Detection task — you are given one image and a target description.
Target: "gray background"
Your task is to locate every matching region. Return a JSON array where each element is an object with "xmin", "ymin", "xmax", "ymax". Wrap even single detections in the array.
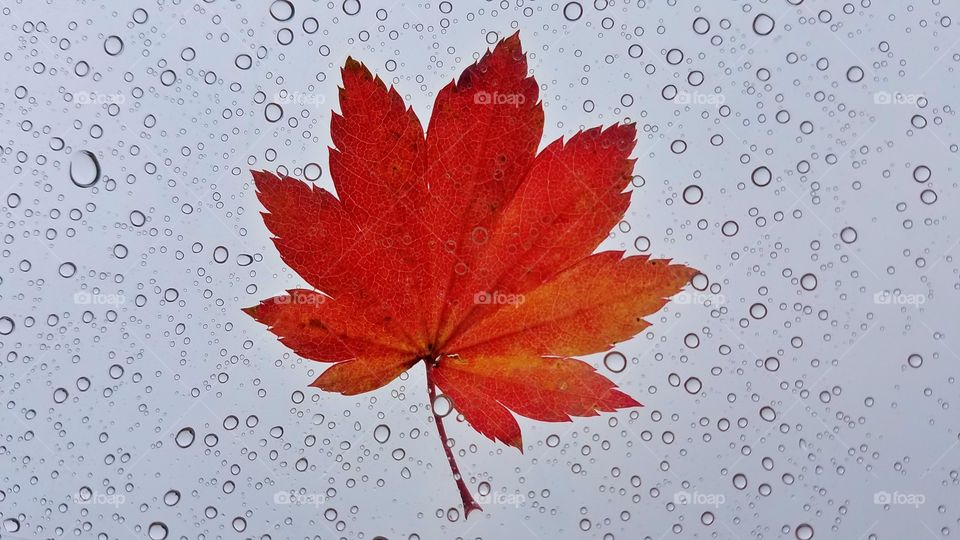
[{"xmin": 1, "ymin": 0, "xmax": 958, "ymax": 538}]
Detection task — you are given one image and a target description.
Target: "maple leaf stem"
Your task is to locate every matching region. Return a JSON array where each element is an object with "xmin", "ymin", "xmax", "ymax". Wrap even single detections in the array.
[{"xmin": 425, "ymin": 364, "xmax": 483, "ymax": 519}]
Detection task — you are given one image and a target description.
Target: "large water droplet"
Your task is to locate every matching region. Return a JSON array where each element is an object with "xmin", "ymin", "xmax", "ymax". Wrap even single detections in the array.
[
  {"xmin": 148, "ymin": 522, "xmax": 168, "ymax": 540},
  {"xmin": 175, "ymin": 427, "xmax": 196, "ymax": 448},
  {"xmin": 753, "ymin": 13, "xmax": 775, "ymax": 35},
  {"xmin": 269, "ymin": 0, "xmax": 295, "ymax": 21},
  {"xmin": 603, "ymin": 351, "xmax": 627, "ymax": 373},
  {"xmin": 374, "ymin": 424, "xmax": 391, "ymax": 444},
  {"xmin": 2, "ymin": 518, "xmax": 20, "ymax": 533},
  {"xmin": 69, "ymin": 151, "xmax": 101, "ymax": 188}
]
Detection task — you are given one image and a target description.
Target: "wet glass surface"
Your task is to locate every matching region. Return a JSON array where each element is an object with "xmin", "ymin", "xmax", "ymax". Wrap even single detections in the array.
[{"xmin": 0, "ymin": 2, "xmax": 957, "ymax": 538}]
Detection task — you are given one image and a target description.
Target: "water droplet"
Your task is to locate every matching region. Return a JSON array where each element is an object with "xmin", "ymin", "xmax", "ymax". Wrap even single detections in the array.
[
  {"xmin": 432, "ymin": 394, "xmax": 453, "ymax": 417},
  {"xmin": 840, "ymin": 227, "xmax": 858, "ymax": 243},
  {"xmin": 148, "ymin": 522, "xmax": 168, "ymax": 540},
  {"xmin": 304, "ymin": 162, "xmax": 323, "ymax": 181},
  {"xmin": 753, "ymin": 13, "xmax": 775, "ymax": 35},
  {"xmin": 69, "ymin": 151, "xmax": 101, "ymax": 188},
  {"xmin": 342, "ymin": 0, "xmax": 361, "ymax": 16},
  {"xmin": 760, "ymin": 406, "xmax": 777, "ymax": 422},
  {"xmin": 129, "ymin": 210, "xmax": 146, "ymax": 227},
  {"xmin": 722, "ymin": 220, "xmax": 739, "ymax": 237},
  {"xmin": 269, "ymin": 0, "xmax": 295, "ymax": 21},
  {"xmin": 563, "ymin": 2, "xmax": 583, "ymax": 21},
  {"xmin": 603, "ymin": 351, "xmax": 627, "ymax": 373},
  {"xmin": 0, "ymin": 316, "xmax": 15, "ymax": 335},
  {"xmin": 265, "ymin": 102, "xmax": 284, "ymax": 122},
  {"xmin": 749, "ymin": 303, "xmax": 767, "ymax": 319},
  {"xmin": 693, "ymin": 17, "xmax": 710, "ymax": 35},
  {"xmin": 683, "ymin": 185, "xmax": 703, "ymax": 204},
  {"xmin": 2, "ymin": 519, "xmax": 20, "ymax": 533},
  {"xmin": 913, "ymin": 165, "xmax": 931, "ymax": 183},
  {"xmin": 907, "ymin": 354, "xmax": 923, "ymax": 368},
  {"xmin": 223, "ymin": 415, "xmax": 239, "ymax": 430},
  {"xmin": 751, "ymin": 166, "xmax": 772, "ymax": 187},
  {"xmin": 103, "ymin": 35, "xmax": 124, "ymax": 55},
  {"xmin": 163, "ymin": 490, "xmax": 181, "ymax": 506},
  {"xmin": 846, "ymin": 65, "xmax": 864, "ymax": 83},
  {"xmin": 733, "ymin": 473, "xmax": 748, "ymax": 490},
  {"xmin": 634, "ymin": 236, "xmax": 651, "ymax": 252},
  {"xmin": 235, "ymin": 54, "xmax": 253, "ymax": 70},
  {"xmin": 59, "ymin": 262, "xmax": 77, "ymax": 278},
  {"xmin": 175, "ymin": 427, "xmax": 196, "ymax": 448},
  {"xmin": 374, "ymin": 424, "xmax": 391, "ymax": 444}
]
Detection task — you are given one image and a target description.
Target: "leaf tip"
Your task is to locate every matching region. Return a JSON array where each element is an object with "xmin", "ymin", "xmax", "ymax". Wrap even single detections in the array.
[
  {"xmin": 494, "ymin": 30, "xmax": 526, "ymax": 66},
  {"xmin": 343, "ymin": 55, "xmax": 361, "ymax": 71},
  {"xmin": 620, "ymin": 393, "xmax": 643, "ymax": 409},
  {"xmin": 249, "ymin": 169, "xmax": 279, "ymax": 195},
  {"xmin": 617, "ymin": 120, "xmax": 638, "ymax": 139},
  {"xmin": 341, "ymin": 56, "xmax": 375, "ymax": 85},
  {"xmin": 309, "ymin": 370, "xmax": 340, "ymax": 393},
  {"xmin": 610, "ymin": 387, "xmax": 644, "ymax": 410},
  {"xmin": 508, "ymin": 434, "xmax": 524, "ymax": 453},
  {"xmin": 500, "ymin": 30, "xmax": 522, "ymax": 49},
  {"xmin": 676, "ymin": 264, "xmax": 700, "ymax": 286}
]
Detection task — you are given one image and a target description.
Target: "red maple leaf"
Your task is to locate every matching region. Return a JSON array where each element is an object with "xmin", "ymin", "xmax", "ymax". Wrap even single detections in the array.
[{"xmin": 244, "ymin": 32, "xmax": 696, "ymax": 516}]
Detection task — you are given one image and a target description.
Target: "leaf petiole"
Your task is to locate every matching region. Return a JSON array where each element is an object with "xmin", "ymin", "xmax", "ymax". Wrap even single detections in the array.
[{"xmin": 425, "ymin": 363, "xmax": 483, "ymax": 519}]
